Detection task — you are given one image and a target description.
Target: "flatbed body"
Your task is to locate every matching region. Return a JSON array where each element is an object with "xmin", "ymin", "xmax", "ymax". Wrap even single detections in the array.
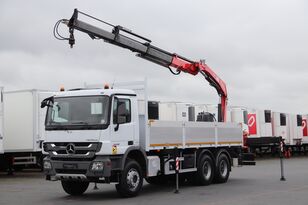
[{"xmin": 147, "ymin": 121, "xmax": 242, "ymax": 150}]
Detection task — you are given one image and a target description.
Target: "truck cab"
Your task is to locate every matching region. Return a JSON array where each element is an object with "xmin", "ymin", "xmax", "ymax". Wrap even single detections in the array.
[
  {"xmin": 44, "ymin": 88, "xmax": 139, "ymax": 154},
  {"xmin": 43, "ymin": 88, "xmax": 148, "ymax": 195}
]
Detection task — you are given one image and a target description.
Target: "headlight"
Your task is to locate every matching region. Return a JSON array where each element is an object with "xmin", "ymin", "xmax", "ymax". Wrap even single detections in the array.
[
  {"xmin": 44, "ymin": 161, "xmax": 52, "ymax": 170},
  {"xmin": 91, "ymin": 161, "xmax": 104, "ymax": 171}
]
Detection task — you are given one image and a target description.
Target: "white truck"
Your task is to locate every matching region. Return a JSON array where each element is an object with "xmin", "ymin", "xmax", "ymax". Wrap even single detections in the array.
[
  {"xmin": 3, "ymin": 89, "xmax": 53, "ymax": 171},
  {"xmin": 45, "ymin": 9, "xmax": 255, "ymax": 197},
  {"xmin": 42, "ymin": 82, "xmax": 254, "ymax": 197}
]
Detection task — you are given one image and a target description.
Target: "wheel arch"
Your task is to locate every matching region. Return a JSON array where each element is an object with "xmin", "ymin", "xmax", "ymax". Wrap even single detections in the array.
[
  {"xmin": 121, "ymin": 146, "xmax": 147, "ymax": 176},
  {"xmin": 197, "ymin": 149, "xmax": 215, "ymax": 165}
]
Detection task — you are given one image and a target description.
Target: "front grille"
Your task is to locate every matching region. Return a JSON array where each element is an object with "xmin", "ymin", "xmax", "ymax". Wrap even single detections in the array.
[
  {"xmin": 51, "ymin": 157, "xmax": 94, "ymax": 161},
  {"xmin": 56, "ymin": 169, "xmax": 87, "ymax": 175},
  {"xmin": 44, "ymin": 142, "xmax": 101, "ymax": 160},
  {"xmin": 53, "ymin": 142, "xmax": 94, "ymax": 147},
  {"xmin": 55, "ymin": 150, "xmax": 89, "ymax": 155}
]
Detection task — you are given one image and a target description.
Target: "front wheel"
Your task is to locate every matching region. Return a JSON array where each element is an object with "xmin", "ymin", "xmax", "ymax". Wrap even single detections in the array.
[
  {"xmin": 61, "ymin": 181, "xmax": 89, "ymax": 196},
  {"xmin": 115, "ymin": 160, "xmax": 143, "ymax": 197}
]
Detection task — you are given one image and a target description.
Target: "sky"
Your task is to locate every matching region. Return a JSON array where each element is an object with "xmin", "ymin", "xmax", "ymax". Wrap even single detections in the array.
[{"xmin": 0, "ymin": 0, "xmax": 307, "ymax": 113}]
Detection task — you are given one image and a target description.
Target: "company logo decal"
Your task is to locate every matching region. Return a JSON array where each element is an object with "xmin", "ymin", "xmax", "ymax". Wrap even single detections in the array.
[
  {"xmin": 302, "ymin": 119, "xmax": 308, "ymax": 137},
  {"xmin": 248, "ymin": 114, "xmax": 257, "ymax": 135}
]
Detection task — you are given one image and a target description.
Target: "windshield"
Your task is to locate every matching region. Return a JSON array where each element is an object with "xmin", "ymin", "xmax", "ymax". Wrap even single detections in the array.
[{"xmin": 45, "ymin": 96, "xmax": 109, "ymax": 129}]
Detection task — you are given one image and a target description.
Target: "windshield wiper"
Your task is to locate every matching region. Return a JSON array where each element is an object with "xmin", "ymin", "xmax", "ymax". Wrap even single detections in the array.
[
  {"xmin": 49, "ymin": 121, "xmax": 63, "ymax": 125},
  {"xmin": 71, "ymin": 121, "xmax": 89, "ymax": 125}
]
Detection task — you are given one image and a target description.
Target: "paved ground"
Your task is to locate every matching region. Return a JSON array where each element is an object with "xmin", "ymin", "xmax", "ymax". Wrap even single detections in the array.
[{"xmin": 0, "ymin": 157, "xmax": 308, "ymax": 205}]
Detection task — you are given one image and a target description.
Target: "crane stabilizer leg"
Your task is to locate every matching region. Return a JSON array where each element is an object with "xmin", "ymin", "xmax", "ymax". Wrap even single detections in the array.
[{"xmin": 56, "ymin": 9, "xmax": 228, "ymax": 122}]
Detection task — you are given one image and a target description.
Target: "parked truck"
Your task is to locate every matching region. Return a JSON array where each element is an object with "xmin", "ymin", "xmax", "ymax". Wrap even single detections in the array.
[
  {"xmin": 246, "ymin": 110, "xmax": 307, "ymax": 155},
  {"xmin": 43, "ymin": 9, "xmax": 255, "ymax": 197},
  {"xmin": 2, "ymin": 90, "xmax": 53, "ymax": 170}
]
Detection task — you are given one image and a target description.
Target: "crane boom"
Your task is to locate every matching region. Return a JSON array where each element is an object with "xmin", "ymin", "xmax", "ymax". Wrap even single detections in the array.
[{"xmin": 57, "ymin": 9, "xmax": 228, "ymax": 122}]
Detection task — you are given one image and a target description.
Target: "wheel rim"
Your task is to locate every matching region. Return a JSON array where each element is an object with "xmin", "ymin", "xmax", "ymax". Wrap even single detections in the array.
[
  {"xmin": 219, "ymin": 160, "xmax": 228, "ymax": 178},
  {"xmin": 202, "ymin": 161, "xmax": 212, "ymax": 180},
  {"xmin": 126, "ymin": 168, "xmax": 140, "ymax": 191}
]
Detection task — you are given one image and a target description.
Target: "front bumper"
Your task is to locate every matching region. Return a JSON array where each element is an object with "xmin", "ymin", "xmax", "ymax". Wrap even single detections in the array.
[{"xmin": 44, "ymin": 156, "xmax": 112, "ymax": 181}]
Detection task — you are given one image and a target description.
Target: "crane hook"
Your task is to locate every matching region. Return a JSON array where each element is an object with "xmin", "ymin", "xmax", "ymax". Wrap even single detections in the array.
[{"xmin": 69, "ymin": 28, "xmax": 75, "ymax": 48}]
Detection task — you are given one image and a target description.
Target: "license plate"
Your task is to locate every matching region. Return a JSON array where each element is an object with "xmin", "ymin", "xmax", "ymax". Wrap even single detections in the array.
[{"xmin": 63, "ymin": 163, "xmax": 78, "ymax": 169}]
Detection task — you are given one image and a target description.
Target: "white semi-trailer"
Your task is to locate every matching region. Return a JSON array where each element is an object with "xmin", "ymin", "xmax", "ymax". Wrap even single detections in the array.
[
  {"xmin": 158, "ymin": 102, "xmax": 193, "ymax": 122},
  {"xmin": 247, "ymin": 109, "xmax": 272, "ymax": 138},
  {"xmin": 246, "ymin": 111, "xmax": 305, "ymax": 155},
  {"xmin": 229, "ymin": 107, "xmax": 248, "ymax": 132},
  {"xmin": 3, "ymin": 90, "xmax": 53, "ymax": 170},
  {"xmin": 287, "ymin": 114, "xmax": 303, "ymax": 145},
  {"xmin": 246, "ymin": 109, "xmax": 276, "ymax": 153},
  {"xmin": 0, "ymin": 87, "xmax": 4, "ymax": 155}
]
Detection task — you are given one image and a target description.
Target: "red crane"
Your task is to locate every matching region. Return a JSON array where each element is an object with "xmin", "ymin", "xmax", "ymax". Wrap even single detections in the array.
[{"xmin": 55, "ymin": 9, "xmax": 228, "ymax": 122}]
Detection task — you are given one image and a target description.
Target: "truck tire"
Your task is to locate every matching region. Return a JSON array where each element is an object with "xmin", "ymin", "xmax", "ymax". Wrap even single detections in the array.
[
  {"xmin": 115, "ymin": 159, "xmax": 143, "ymax": 197},
  {"xmin": 61, "ymin": 181, "xmax": 89, "ymax": 196},
  {"xmin": 214, "ymin": 153, "xmax": 230, "ymax": 183},
  {"xmin": 196, "ymin": 154, "xmax": 214, "ymax": 185}
]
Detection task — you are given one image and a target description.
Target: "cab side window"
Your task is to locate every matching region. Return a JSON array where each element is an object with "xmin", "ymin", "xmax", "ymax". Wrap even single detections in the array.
[{"xmin": 113, "ymin": 98, "xmax": 131, "ymax": 124}]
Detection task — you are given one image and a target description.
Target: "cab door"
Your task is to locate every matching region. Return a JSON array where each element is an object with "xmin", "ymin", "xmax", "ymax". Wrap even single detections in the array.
[{"xmin": 110, "ymin": 96, "xmax": 135, "ymax": 154}]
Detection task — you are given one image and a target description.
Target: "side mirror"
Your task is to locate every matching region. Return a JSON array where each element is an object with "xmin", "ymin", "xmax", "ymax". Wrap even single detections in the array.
[
  {"xmin": 41, "ymin": 96, "xmax": 54, "ymax": 108},
  {"xmin": 41, "ymin": 100, "xmax": 47, "ymax": 108}
]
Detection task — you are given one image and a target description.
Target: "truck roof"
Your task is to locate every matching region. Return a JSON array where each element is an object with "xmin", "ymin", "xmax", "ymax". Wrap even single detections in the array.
[{"xmin": 54, "ymin": 88, "xmax": 136, "ymax": 98}]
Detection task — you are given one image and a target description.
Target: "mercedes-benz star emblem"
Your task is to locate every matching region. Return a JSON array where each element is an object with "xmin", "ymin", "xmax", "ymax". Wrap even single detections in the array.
[{"xmin": 66, "ymin": 143, "xmax": 76, "ymax": 154}]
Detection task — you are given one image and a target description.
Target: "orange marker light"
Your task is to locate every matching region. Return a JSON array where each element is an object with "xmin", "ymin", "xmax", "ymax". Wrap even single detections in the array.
[{"xmin": 104, "ymin": 83, "xmax": 110, "ymax": 89}]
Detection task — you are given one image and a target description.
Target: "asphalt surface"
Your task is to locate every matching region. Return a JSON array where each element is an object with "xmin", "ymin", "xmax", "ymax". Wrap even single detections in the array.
[{"xmin": 1, "ymin": 157, "xmax": 308, "ymax": 205}]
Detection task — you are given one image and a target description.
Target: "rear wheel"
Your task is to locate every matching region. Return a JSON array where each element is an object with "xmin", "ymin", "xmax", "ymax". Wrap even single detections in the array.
[
  {"xmin": 115, "ymin": 159, "xmax": 143, "ymax": 197},
  {"xmin": 214, "ymin": 153, "xmax": 230, "ymax": 183},
  {"xmin": 61, "ymin": 181, "xmax": 89, "ymax": 196},
  {"xmin": 196, "ymin": 154, "xmax": 214, "ymax": 185}
]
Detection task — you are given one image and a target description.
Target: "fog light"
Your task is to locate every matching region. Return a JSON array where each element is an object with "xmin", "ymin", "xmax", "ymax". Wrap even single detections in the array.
[
  {"xmin": 44, "ymin": 161, "xmax": 52, "ymax": 170},
  {"xmin": 91, "ymin": 161, "xmax": 104, "ymax": 171}
]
